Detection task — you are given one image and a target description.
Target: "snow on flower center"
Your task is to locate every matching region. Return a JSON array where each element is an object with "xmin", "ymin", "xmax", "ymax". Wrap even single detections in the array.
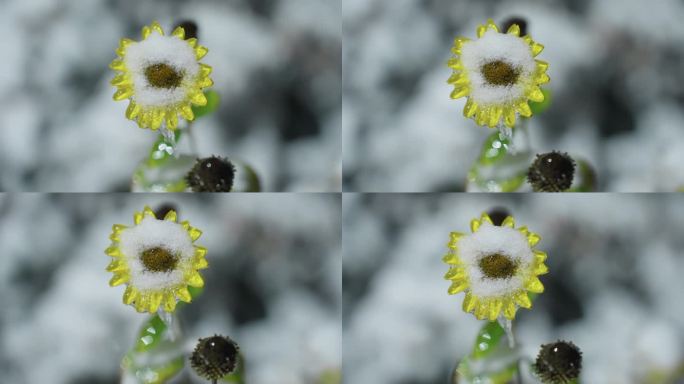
[
  {"xmin": 144, "ymin": 62, "xmax": 184, "ymax": 89},
  {"xmin": 481, "ymin": 60, "xmax": 519, "ymax": 86},
  {"xmin": 140, "ymin": 246, "xmax": 179, "ymax": 272},
  {"xmin": 478, "ymin": 253, "xmax": 518, "ymax": 279}
]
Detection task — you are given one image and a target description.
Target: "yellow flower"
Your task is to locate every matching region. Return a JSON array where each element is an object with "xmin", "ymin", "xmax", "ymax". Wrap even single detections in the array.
[
  {"xmin": 447, "ymin": 19, "xmax": 549, "ymax": 128},
  {"xmin": 443, "ymin": 213, "xmax": 548, "ymax": 320},
  {"xmin": 110, "ymin": 21, "xmax": 213, "ymax": 130},
  {"xmin": 106, "ymin": 206, "xmax": 208, "ymax": 313}
]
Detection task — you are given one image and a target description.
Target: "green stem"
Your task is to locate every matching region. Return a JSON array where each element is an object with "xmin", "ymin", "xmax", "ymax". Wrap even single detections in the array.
[{"xmin": 504, "ymin": 319, "xmax": 524, "ymax": 384}]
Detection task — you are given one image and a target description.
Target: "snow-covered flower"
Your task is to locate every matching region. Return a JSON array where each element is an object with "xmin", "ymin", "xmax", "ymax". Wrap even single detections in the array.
[
  {"xmin": 106, "ymin": 206, "xmax": 208, "ymax": 313},
  {"xmin": 110, "ymin": 21, "xmax": 213, "ymax": 130},
  {"xmin": 448, "ymin": 19, "xmax": 549, "ymax": 128},
  {"xmin": 443, "ymin": 212, "xmax": 548, "ymax": 320}
]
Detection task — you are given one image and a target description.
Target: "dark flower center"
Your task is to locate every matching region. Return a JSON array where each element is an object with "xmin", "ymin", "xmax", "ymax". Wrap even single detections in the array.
[
  {"xmin": 479, "ymin": 253, "xmax": 518, "ymax": 279},
  {"xmin": 534, "ymin": 340, "xmax": 582, "ymax": 384},
  {"xmin": 481, "ymin": 60, "xmax": 519, "ymax": 86},
  {"xmin": 140, "ymin": 247, "xmax": 178, "ymax": 272},
  {"xmin": 527, "ymin": 151, "xmax": 576, "ymax": 192},
  {"xmin": 190, "ymin": 335, "xmax": 240, "ymax": 380},
  {"xmin": 144, "ymin": 63, "xmax": 183, "ymax": 89}
]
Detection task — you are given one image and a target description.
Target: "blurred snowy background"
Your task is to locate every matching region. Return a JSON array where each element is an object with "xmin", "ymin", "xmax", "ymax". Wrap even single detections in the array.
[
  {"xmin": 343, "ymin": 194, "xmax": 684, "ymax": 383},
  {"xmin": 342, "ymin": 0, "xmax": 684, "ymax": 192},
  {"xmin": 0, "ymin": 0, "xmax": 341, "ymax": 191},
  {"xmin": 0, "ymin": 194, "xmax": 341, "ymax": 384}
]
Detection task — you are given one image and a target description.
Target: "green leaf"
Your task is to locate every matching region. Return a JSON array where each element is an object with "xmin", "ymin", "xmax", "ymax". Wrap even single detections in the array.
[
  {"xmin": 147, "ymin": 130, "xmax": 182, "ymax": 168},
  {"xmin": 477, "ymin": 132, "xmax": 511, "ymax": 166},
  {"xmin": 134, "ymin": 314, "xmax": 168, "ymax": 352},
  {"xmin": 192, "ymin": 90, "xmax": 220, "ymax": 118},
  {"xmin": 471, "ymin": 321, "xmax": 506, "ymax": 359},
  {"xmin": 529, "ymin": 88, "xmax": 552, "ymax": 115}
]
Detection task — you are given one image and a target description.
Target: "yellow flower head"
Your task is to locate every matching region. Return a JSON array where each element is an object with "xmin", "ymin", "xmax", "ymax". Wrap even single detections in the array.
[
  {"xmin": 106, "ymin": 206, "xmax": 208, "ymax": 313},
  {"xmin": 443, "ymin": 213, "xmax": 548, "ymax": 321},
  {"xmin": 110, "ymin": 21, "xmax": 213, "ymax": 130},
  {"xmin": 448, "ymin": 19, "xmax": 549, "ymax": 128}
]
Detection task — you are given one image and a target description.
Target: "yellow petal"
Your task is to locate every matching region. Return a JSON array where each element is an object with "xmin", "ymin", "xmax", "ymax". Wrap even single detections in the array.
[
  {"xmin": 195, "ymin": 45, "xmax": 209, "ymax": 60},
  {"xmin": 470, "ymin": 218, "xmax": 481, "ymax": 233},
  {"xmin": 475, "ymin": 108, "xmax": 489, "ymax": 126},
  {"xmin": 141, "ymin": 25, "xmax": 151, "ymax": 40},
  {"xmin": 197, "ymin": 76, "xmax": 213, "ymax": 88},
  {"xmin": 172, "ymin": 26, "xmax": 185, "ymax": 39},
  {"xmin": 116, "ymin": 38, "xmax": 134, "ymax": 56},
  {"xmin": 148, "ymin": 292, "xmax": 163, "ymax": 313},
  {"xmin": 536, "ymin": 60, "xmax": 549, "ymax": 73},
  {"xmin": 150, "ymin": 21, "xmax": 164, "ymax": 36},
  {"xmin": 448, "ymin": 280, "xmax": 468, "ymax": 295},
  {"xmin": 536, "ymin": 73, "xmax": 550, "ymax": 84},
  {"xmin": 488, "ymin": 106, "xmax": 503, "ymax": 128},
  {"xmin": 506, "ymin": 24, "xmax": 520, "ymax": 36},
  {"xmin": 530, "ymin": 42, "xmax": 544, "ymax": 56},
  {"xmin": 501, "ymin": 216, "xmax": 515, "ymax": 228},
  {"xmin": 476, "ymin": 24, "xmax": 487, "ymax": 38},
  {"xmin": 447, "ymin": 232, "xmax": 463, "ymax": 249},
  {"xmin": 488, "ymin": 299, "xmax": 503, "ymax": 321},
  {"xmin": 180, "ymin": 104, "xmax": 195, "ymax": 120},
  {"xmin": 534, "ymin": 262, "xmax": 549, "ymax": 275},
  {"xmin": 188, "ymin": 227, "xmax": 202, "ymax": 241},
  {"xmin": 447, "ymin": 72, "xmax": 468, "ymax": 85},
  {"xmin": 126, "ymin": 101, "xmax": 141, "ymax": 120},
  {"xmin": 462, "ymin": 292, "xmax": 478, "ymax": 312},
  {"xmin": 463, "ymin": 98, "xmax": 478, "ymax": 118},
  {"xmin": 109, "ymin": 273, "xmax": 129, "ymax": 287},
  {"xmin": 504, "ymin": 107, "xmax": 516, "ymax": 128},
  {"xmin": 528, "ymin": 87, "xmax": 545, "ymax": 102},
  {"xmin": 518, "ymin": 226, "xmax": 529, "ymax": 237},
  {"xmin": 527, "ymin": 231, "xmax": 541, "ymax": 246},
  {"xmin": 110, "ymin": 74, "xmax": 128, "ymax": 86},
  {"xmin": 486, "ymin": 19, "xmax": 499, "ymax": 33},
  {"xmin": 200, "ymin": 63, "xmax": 213, "ymax": 77},
  {"xmin": 451, "ymin": 86, "xmax": 469, "ymax": 100},
  {"xmin": 479, "ymin": 213, "xmax": 493, "ymax": 226},
  {"xmin": 163, "ymin": 293, "xmax": 177, "ymax": 312},
  {"xmin": 190, "ymin": 91, "xmax": 208, "ymax": 106},
  {"xmin": 135, "ymin": 294, "xmax": 149, "ymax": 313},
  {"xmin": 447, "ymin": 58, "xmax": 463, "ymax": 69},
  {"xmin": 109, "ymin": 59, "xmax": 125, "ymax": 71},
  {"xmin": 193, "ymin": 256, "xmax": 209, "ymax": 270},
  {"xmin": 444, "ymin": 267, "xmax": 465, "ymax": 280},
  {"xmin": 517, "ymin": 101, "xmax": 532, "ymax": 117},
  {"xmin": 123, "ymin": 285, "xmax": 138, "ymax": 305},
  {"xmin": 187, "ymin": 271, "xmax": 205, "ymax": 288},
  {"xmin": 195, "ymin": 246, "xmax": 208, "ymax": 258},
  {"xmin": 442, "ymin": 253, "xmax": 459, "ymax": 265},
  {"xmin": 165, "ymin": 110, "xmax": 178, "ymax": 130},
  {"xmin": 133, "ymin": 211, "xmax": 144, "ymax": 225},
  {"xmin": 113, "ymin": 87, "xmax": 133, "ymax": 101},
  {"xmin": 475, "ymin": 303, "xmax": 488, "ymax": 320},
  {"xmin": 514, "ymin": 291, "xmax": 532, "ymax": 308},
  {"xmin": 150, "ymin": 110, "xmax": 164, "ymax": 130},
  {"xmin": 534, "ymin": 250, "xmax": 548, "ymax": 263},
  {"xmin": 504, "ymin": 300, "xmax": 517, "ymax": 320},
  {"xmin": 525, "ymin": 277, "xmax": 545, "ymax": 293},
  {"xmin": 163, "ymin": 210, "xmax": 177, "ymax": 222},
  {"xmin": 174, "ymin": 286, "xmax": 192, "ymax": 302},
  {"xmin": 186, "ymin": 37, "xmax": 198, "ymax": 48},
  {"xmin": 105, "ymin": 245, "xmax": 122, "ymax": 257},
  {"xmin": 143, "ymin": 206, "xmax": 156, "ymax": 220},
  {"xmin": 106, "ymin": 259, "xmax": 126, "ymax": 272}
]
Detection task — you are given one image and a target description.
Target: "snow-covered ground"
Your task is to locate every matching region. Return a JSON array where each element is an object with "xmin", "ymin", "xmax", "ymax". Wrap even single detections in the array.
[
  {"xmin": 0, "ymin": 0, "xmax": 341, "ymax": 192},
  {"xmin": 343, "ymin": 194, "xmax": 684, "ymax": 383},
  {"xmin": 343, "ymin": 0, "xmax": 684, "ymax": 191},
  {"xmin": 0, "ymin": 194, "xmax": 341, "ymax": 384}
]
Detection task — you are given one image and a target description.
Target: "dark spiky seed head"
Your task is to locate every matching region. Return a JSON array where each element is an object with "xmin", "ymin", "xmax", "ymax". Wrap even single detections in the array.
[
  {"xmin": 190, "ymin": 335, "xmax": 239, "ymax": 381},
  {"xmin": 527, "ymin": 151, "xmax": 576, "ymax": 192},
  {"xmin": 174, "ymin": 20, "xmax": 198, "ymax": 40},
  {"xmin": 534, "ymin": 340, "xmax": 582, "ymax": 384},
  {"xmin": 186, "ymin": 156, "xmax": 236, "ymax": 192},
  {"xmin": 487, "ymin": 207, "xmax": 511, "ymax": 226},
  {"xmin": 501, "ymin": 16, "xmax": 528, "ymax": 36}
]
